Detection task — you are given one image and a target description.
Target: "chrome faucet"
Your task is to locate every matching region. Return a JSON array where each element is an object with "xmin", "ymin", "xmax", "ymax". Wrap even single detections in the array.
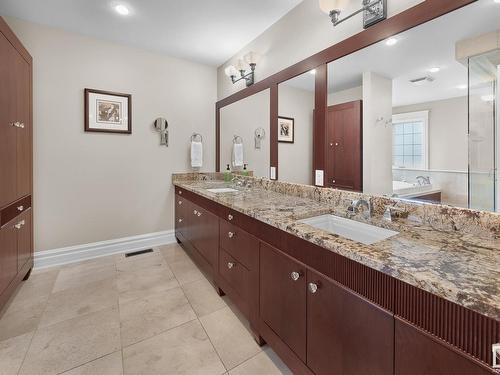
[
  {"xmin": 231, "ymin": 176, "xmax": 251, "ymax": 188},
  {"xmin": 347, "ymin": 199, "xmax": 371, "ymax": 219},
  {"xmin": 416, "ymin": 176, "xmax": 431, "ymax": 186}
]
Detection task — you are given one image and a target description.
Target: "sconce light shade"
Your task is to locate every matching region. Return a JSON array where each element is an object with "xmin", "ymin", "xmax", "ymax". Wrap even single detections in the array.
[
  {"xmin": 224, "ymin": 65, "xmax": 238, "ymax": 77},
  {"xmin": 235, "ymin": 59, "xmax": 247, "ymax": 72},
  {"xmin": 319, "ymin": 0, "xmax": 350, "ymax": 13},
  {"xmin": 244, "ymin": 51, "xmax": 261, "ymax": 65}
]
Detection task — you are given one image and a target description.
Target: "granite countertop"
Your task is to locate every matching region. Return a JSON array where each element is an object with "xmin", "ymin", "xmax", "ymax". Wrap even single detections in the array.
[{"xmin": 173, "ymin": 176, "xmax": 500, "ymax": 321}]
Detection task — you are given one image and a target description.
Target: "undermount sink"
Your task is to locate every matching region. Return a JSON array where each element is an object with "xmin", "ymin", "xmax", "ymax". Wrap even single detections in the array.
[
  {"xmin": 206, "ymin": 187, "xmax": 239, "ymax": 193},
  {"xmin": 299, "ymin": 214, "xmax": 398, "ymax": 245}
]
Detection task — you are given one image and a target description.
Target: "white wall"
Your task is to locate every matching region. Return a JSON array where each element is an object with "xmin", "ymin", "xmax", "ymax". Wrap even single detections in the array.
[
  {"xmin": 393, "ymin": 96, "xmax": 468, "ymax": 171},
  {"xmin": 220, "ymin": 90, "xmax": 270, "ymax": 178},
  {"xmin": 328, "ymin": 86, "xmax": 363, "ymax": 106},
  {"xmin": 278, "ymin": 85, "xmax": 314, "ymax": 185},
  {"xmin": 363, "ymin": 72, "xmax": 393, "ymax": 195},
  {"xmin": 217, "ymin": 0, "xmax": 423, "ymax": 99},
  {"xmin": 6, "ymin": 17, "xmax": 217, "ymax": 252}
]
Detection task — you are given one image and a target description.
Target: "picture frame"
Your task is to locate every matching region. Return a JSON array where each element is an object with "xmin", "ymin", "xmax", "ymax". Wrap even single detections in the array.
[
  {"xmin": 84, "ymin": 88, "xmax": 132, "ymax": 134},
  {"xmin": 278, "ymin": 116, "xmax": 294, "ymax": 143}
]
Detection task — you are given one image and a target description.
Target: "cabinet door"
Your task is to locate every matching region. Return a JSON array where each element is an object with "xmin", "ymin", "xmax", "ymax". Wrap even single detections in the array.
[
  {"xmin": 16, "ymin": 209, "xmax": 32, "ymax": 271},
  {"xmin": 14, "ymin": 51, "xmax": 31, "ymax": 199},
  {"xmin": 307, "ymin": 269, "xmax": 394, "ymax": 375},
  {"xmin": 0, "ymin": 221, "xmax": 18, "ymax": 294},
  {"xmin": 192, "ymin": 206, "xmax": 218, "ymax": 266},
  {"xmin": 260, "ymin": 243, "xmax": 307, "ymax": 361},
  {"xmin": 175, "ymin": 195, "xmax": 191, "ymax": 241},
  {"xmin": 0, "ymin": 33, "xmax": 18, "ymax": 208}
]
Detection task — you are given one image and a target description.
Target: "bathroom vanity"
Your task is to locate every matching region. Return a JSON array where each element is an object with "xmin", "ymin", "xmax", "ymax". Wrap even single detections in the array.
[{"xmin": 173, "ymin": 173, "xmax": 499, "ymax": 375}]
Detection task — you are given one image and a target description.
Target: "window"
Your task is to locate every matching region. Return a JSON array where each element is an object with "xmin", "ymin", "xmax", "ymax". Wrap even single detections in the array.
[{"xmin": 392, "ymin": 111, "xmax": 428, "ymax": 169}]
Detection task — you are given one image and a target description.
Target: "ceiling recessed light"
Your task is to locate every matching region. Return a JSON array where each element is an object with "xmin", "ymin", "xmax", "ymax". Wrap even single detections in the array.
[
  {"xmin": 310, "ymin": 69, "xmax": 317, "ymax": 75},
  {"xmin": 494, "ymin": 0, "xmax": 500, "ymax": 4},
  {"xmin": 115, "ymin": 4, "xmax": 130, "ymax": 15},
  {"xmin": 481, "ymin": 94, "xmax": 495, "ymax": 102},
  {"xmin": 457, "ymin": 84, "xmax": 467, "ymax": 90},
  {"xmin": 429, "ymin": 67, "xmax": 440, "ymax": 73},
  {"xmin": 385, "ymin": 38, "xmax": 398, "ymax": 46}
]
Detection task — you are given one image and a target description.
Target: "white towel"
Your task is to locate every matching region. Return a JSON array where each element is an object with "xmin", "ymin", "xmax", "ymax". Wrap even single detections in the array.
[
  {"xmin": 191, "ymin": 141, "xmax": 203, "ymax": 168},
  {"xmin": 233, "ymin": 143, "xmax": 244, "ymax": 167}
]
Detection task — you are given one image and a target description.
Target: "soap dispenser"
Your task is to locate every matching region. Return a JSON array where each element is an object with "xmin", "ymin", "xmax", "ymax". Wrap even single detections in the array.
[{"xmin": 224, "ymin": 164, "xmax": 231, "ymax": 182}]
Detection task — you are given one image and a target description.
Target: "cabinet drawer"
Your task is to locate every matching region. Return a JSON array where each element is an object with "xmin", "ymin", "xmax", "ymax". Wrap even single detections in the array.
[
  {"xmin": 1, "ymin": 195, "xmax": 31, "ymax": 227},
  {"xmin": 220, "ymin": 220, "xmax": 258, "ymax": 270},
  {"xmin": 219, "ymin": 248, "xmax": 249, "ymax": 299},
  {"xmin": 16, "ymin": 209, "xmax": 32, "ymax": 272},
  {"xmin": 0, "ymin": 217, "xmax": 19, "ymax": 294}
]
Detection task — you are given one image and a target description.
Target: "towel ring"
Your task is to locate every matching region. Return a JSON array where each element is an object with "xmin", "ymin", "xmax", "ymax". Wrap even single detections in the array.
[
  {"xmin": 233, "ymin": 135, "xmax": 243, "ymax": 144},
  {"xmin": 191, "ymin": 133, "xmax": 203, "ymax": 142}
]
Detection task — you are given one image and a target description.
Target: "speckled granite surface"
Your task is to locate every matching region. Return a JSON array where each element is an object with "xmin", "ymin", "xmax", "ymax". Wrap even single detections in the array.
[{"xmin": 172, "ymin": 173, "xmax": 500, "ymax": 321}]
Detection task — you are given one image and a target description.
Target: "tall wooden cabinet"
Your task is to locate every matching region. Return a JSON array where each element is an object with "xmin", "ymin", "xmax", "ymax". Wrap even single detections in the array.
[{"xmin": 0, "ymin": 17, "xmax": 34, "ymax": 313}]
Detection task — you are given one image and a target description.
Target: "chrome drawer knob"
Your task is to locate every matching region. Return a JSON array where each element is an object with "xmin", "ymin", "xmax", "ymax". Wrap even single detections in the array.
[
  {"xmin": 228, "ymin": 214, "xmax": 233, "ymax": 221},
  {"xmin": 178, "ymin": 218, "xmax": 183, "ymax": 223},
  {"xmin": 179, "ymin": 191, "xmax": 182, "ymax": 195},
  {"xmin": 14, "ymin": 220, "xmax": 25, "ymax": 230},
  {"xmin": 10, "ymin": 121, "xmax": 25, "ymax": 128},
  {"xmin": 193, "ymin": 210, "xmax": 198, "ymax": 215},
  {"xmin": 197, "ymin": 212, "xmax": 201, "ymax": 217},
  {"xmin": 17, "ymin": 205, "xmax": 24, "ymax": 211},
  {"xmin": 227, "ymin": 262, "xmax": 235, "ymax": 269},
  {"xmin": 178, "ymin": 200, "xmax": 182, "ymax": 205},
  {"xmin": 290, "ymin": 271, "xmax": 301, "ymax": 281},
  {"xmin": 308, "ymin": 283, "xmax": 319, "ymax": 294},
  {"xmin": 228, "ymin": 231, "xmax": 234, "ymax": 238}
]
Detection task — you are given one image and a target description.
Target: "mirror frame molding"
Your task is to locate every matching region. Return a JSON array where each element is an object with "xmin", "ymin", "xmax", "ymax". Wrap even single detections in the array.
[{"xmin": 215, "ymin": 0, "xmax": 476, "ymax": 184}]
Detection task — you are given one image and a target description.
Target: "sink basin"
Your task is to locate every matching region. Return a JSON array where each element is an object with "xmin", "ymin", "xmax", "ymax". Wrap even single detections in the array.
[
  {"xmin": 299, "ymin": 214, "xmax": 398, "ymax": 245},
  {"xmin": 206, "ymin": 187, "xmax": 239, "ymax": 193}
]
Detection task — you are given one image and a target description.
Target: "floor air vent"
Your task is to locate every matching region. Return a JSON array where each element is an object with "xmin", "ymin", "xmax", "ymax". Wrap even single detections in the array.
[{"xmin": 125, "ymin": 249, "xmax": 154, "ymax": 257}]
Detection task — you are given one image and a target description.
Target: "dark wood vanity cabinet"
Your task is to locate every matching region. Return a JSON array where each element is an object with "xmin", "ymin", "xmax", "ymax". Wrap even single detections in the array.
[{"xmin": 0, "ymin": 17, "xmax": 33, "ymax": 313}]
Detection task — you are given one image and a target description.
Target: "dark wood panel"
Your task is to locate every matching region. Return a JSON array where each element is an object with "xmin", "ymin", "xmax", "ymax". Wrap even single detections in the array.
[
  {"xmin": 220, "ymin": 219, "xmax": 259, "ymax": 270},
  {"xmin": 326, "ymin": 101, "xmax": 362, "ymax": 191},
  {"xmin": 307, "ymin": 269, "xmax": 394, "ymax": 375},
  {"xmin": 395, "ymin": 318, "xmax": 497, "ymax": 375},
  {"xmin": 260, "ymin": 242, "xmax": 307, "ymax": 362},
  {"xmin": 0, "ymin": 218, "xmax": 18, "ymax": 294},
  {"xmin": 313, "ymin": 64, "xmax": 327, "ymax": 184},
  {"xmin": 191, "ymin": 204, "xmax": 219, "ymax": 268},
  {"xmin": 0, "ymin": 257, "xmax": 32, "ymax": 318},
  {"xmin": 411, "ymin": 191, "xmax": 442, "ymax": 204},
  {"xmin": 219, "ymin": 248, "xmax": 249, "ymax": 302},
  {"xmin": 16, "ymin": 209, "xmax": 31, "ymax": 272},
  {"xmin": 0, "ymin": 195, "xmax": 31, "ymax": 226},
  {"xmin": 270, "ymin": 83, "xmax": 278, "ymax": 179}
]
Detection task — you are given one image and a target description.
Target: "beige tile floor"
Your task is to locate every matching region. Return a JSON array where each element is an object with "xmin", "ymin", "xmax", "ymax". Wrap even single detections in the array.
[{"xmin": 0, "ymin": 244, "xmax": 293, "ymax": 375}]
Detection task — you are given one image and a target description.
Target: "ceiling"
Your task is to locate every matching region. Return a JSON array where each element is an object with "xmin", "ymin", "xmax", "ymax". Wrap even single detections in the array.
[
  {"xmin": 0, "ymin": 0, "xmax": 303, "ymax": 66},
  {"xmin": 283, "ymin": 0, "xmax": 500, "ymax": 106}
]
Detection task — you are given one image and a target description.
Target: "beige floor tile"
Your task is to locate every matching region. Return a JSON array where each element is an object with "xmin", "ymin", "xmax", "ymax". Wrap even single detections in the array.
[
  {"xmin": 159, "ymin": 243, "xmax": 190, "ymax": 264},
  {"xmin": 115, "ymin": 251, "xmax": 165, "ymax": 272},
  {"xmin": 123, "ymin": 320, "xmax": 225, "ymax": 375},
  {"xmin": 228, "ymin": 348, "xmax": 292, "ymax": 375},
  {"xmin": 19, "ymin": 307, "xmax": 120, "ymax": 375},
  {"xmin": 61, "ymin": 351, "xmax": 123, "ymax": 375},
  {"xmin": 0, "ymin": 298, "xmax": 46, "ymax": 341},
  {"xmin": 39, "ymin": 277, "xmax": 118, "ymax": 328},
  {"xmin": 53, "ymin": 263, "xmax": 116, "ymax": 293},
  {"xmin": 182, "ymin": 278, "xmax": 227, "ymax": 317},
  {"xmin": 119, "ymin": 287, "xmax": 196, "ymax": 347},
  {"xmin": 200, "ymin": 307, "xmax": 261, "ymax": 370},
  {"xmin": 0, "ymin": 332, "xmax": 33, "ymax": 375},
  {"xmin": 117, "ymin": 263, "xmax": 178, "ymax": 304},
  {"xmin": 169, "ymin": 257, "xmax": 205, "ymax": 285}
]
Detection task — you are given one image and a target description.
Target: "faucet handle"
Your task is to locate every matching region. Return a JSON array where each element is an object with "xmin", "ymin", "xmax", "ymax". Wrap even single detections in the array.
[{"xmin": 383, "ymin": 206, "xmax": 409, "ymax": 222}]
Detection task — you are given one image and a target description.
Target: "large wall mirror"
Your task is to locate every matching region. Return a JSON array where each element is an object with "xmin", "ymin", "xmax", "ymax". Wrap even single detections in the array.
[{"xmin": 220, "ymin": 89, "xmax": 270, "ymax": 178}]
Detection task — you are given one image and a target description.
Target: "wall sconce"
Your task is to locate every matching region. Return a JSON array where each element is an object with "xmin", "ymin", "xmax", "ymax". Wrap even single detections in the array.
[
  {"xmin": 224, "ymin": 51, "xmax": 261, "ymax": 87},
  {"xmin": 319, "ymin": 0, "xmax": 387, "ymax": 28}
]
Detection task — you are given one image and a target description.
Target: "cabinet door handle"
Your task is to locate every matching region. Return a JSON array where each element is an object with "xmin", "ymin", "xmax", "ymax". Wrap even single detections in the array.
[
  {"xmin": 14, "ymin": 220, "xmax": 25, "ymax": 230},
  {"xmin": 332, "ymin": 179, "xmax": 336, "ymax": 184},
  {"xmin": 178, "ymin": 218, "xmax": 183, "ymax": 223},
  {"xmin": 179, "ymin": 190, "xmax": 182, "ymax": 195},
  {"xmin": 308, "ymin": 282, "xmax": 319, "ymax": 294},
  {"xmin": 197, "ymin": 212, "xmax": 202, "ymax": 217},
  {"xmin": 10, "ymin": 121, "xmax": 25, "ymax": 129},
  {"xmin": 227, "ymin": 214, "xmax": 233, "ymax": 221},
  {"xmin": 178, "ymin": 200, "xmax": 182, "ymax": 205},
  {"xmin": 228, "ymin": 231, "xmax": 235, "ymax": 238},
  {"xmin": 227, "ymin": 262, "xmax": 235, "ymax": 269},
  {"xmin": 193, "ymin": 210, "xmax": 198, "ymax": 215},
  {"xmin": 17, "ymin": 205, "xmax": 24, "ymax": 211},
  {"xmin": 290, "ymin": 271, "xmax": 301, "ymax": 281}
]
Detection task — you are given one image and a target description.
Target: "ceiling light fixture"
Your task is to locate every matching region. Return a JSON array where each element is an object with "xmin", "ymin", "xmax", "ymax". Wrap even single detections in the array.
[
  {"xmin": 319, "ymin": 0, "xmax": 387, "ymax": 28},
  {"xmin": 429, "ymin": 67, "xmax": 440, "ymax": 73},
  {"xmin": 494, "ymin": 0, "xmax": 500, "ymax": 4},
  {"xmin": 385, "ymin": 37, "xmax": 398, "ymax": 46},
  {"xmin": 224, "ymin": 51, "xmax": 261, "ymax": 87},
  {"xmin": 114, "ymin": 4, "xmax": 130, "ymax": 15}
]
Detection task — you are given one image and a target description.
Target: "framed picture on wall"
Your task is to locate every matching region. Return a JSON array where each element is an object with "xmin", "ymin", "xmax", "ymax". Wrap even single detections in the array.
[
  {"xmin": 84, "ymin": 88, "xmax": 132, "ymax": 134},
  {"xmin": 278, "ymin": 116, "xmax": 294, "ymax": 143}
]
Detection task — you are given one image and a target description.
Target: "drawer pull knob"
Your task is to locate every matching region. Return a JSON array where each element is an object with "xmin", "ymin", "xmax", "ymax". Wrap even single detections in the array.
[
  {"xmin": 178, "ymin": 218, "xmax": 183, "ymax": 223},
  {"xmin": 308, "ymin": 282, "xmax": 319, "ymax": 294},
  {"xmin": 228, "ymin": 231, "xmax": 235, "ymax": 238},
  {"xmin": 228, "ymin": 214, "xmax": 233, "ymax": 221},
  {"xmin": 14, "ymin": 220, "xmax": 25, "ymax": 230},
  {"xmin": 10, "ymin": 121, "xmax": 25, "ymax": 128},
  {"xmin": 179, "ymin": 191, "xmax": 182, "ymax": 195},
  {"xmin": 178, "ymin": 200, "xmax": 182, "ymax": 205},
  {"xmin": 227, "ymin": 262, "xmax": 235, "ymax": 269},
  {"xmin": 17, "ymin": 205, "xmax": 24, "ymax": 211},
  {"xmin": 197, "ymin": 212, "xmax": 202, "ymax": 217},
  {"xmin": 194, "ymin": 210, "xmax": 198, "ymax": 215},
  {"xmin": 290, "ymin": 271, "xmax": 301, "ymax": 281}
]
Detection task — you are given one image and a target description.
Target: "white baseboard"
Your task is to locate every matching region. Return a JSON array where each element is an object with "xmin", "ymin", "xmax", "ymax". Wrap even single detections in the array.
[{"xmin": 34, "ymin": 230, "xmax": 176, "ymax": 269}]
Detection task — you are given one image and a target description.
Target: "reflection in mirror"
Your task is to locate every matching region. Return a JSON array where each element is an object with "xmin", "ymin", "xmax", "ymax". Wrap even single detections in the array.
[
  {"xmin": 327, "ymin": 1, "xmax": 500, "ymax": 212},
  {"xmin": 220, "ymin": 89, "xmax": 270, "ymax": 178},
  {"xmin": 278, "ymin": 71, "xmax": 315, "ymax": 185}
]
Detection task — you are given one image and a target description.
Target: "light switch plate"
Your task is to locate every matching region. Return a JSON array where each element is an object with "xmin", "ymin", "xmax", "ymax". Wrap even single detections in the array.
[
  {"xmin": 270, "ymin": 167, "xmax": 276, "ymax": 180},
  {"xmin": 315, "ymin": 170, "xmax": 324, "ymax": 186}
]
